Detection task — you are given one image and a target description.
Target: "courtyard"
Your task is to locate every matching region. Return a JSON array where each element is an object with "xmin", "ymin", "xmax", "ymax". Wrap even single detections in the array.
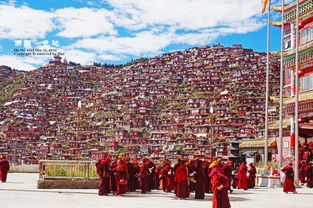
[{"xmin": 0, "ymin": 173, "xmax": 312, "ymax": 208}]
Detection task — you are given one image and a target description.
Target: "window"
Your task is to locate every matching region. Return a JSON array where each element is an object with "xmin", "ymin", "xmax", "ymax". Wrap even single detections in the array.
[
  {"xmin": 300, "ymin": 25, "xmax": 313, "ymax": 46},
  {"xmin": 284, "ymin": 141, "xmax": 289, "ymax": 149},
  {"xmin": 300, "ymin": 74, "xmax": 313, "ymax": 91}
]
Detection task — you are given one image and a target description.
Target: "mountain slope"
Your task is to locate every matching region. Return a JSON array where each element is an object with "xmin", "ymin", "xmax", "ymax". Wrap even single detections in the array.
[{"xmin": 0, "ymin": 45, "xmax": 280, "ymax": 163}]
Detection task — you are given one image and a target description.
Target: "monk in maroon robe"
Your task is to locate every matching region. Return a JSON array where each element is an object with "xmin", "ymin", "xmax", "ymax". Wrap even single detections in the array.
[
  {"xmin": 115, "ymin": 159, "xmax": 128, "ymax": 195},
  {"xmin": 154, "ymin": 165, "xmax": 161, "ymax": 190},
  {"xmin": 95, "ymin": 153, "xmax": 111, "ymax": 196},
  {"xmin": 248, "ymin": 163, "xmax": 257, "ymax": 188},
  {"xmin": 109, "ymin": 158, "xmax": 117, "ymax": 194},
  {"xmin": 127, "ymin": 159, "xmax": 137, "ymax": 192},
  {"xmin": 282, "ymin": 163, "xmax": 297, "ymax": 194},
  {"xmin": 237, "ymin": 162, "xmax": 248, "ymax": 190},
  {"xmin": 222, "ymin": 160, "xmax": 233, "ymax": 193},
  {"xmin": 0, "ymin": 156, "xmax": 10, "ymax": 183},
  {"xmin": 209, "ymin": 159, "xmax": 231, "ymax": 208},
  {"xmin": 207, "ymin": 162, "xmax": 213, "ymax": 193},
  {"xmin": 194, "ymin": 159, "xmax": 206, "ymax": 199},
  {"xmin": 160, "ymin": 160, "xmax": 174, "ymax": 192},
  {"xmin": 202, "ymin": 160, "xmax": 209, "ymax": 193},
  {"xmin": 139, "ymin": 158, "xmax": 149, "ymax": 193},
  {"xmin": 299, "ymin": 160, "xmax": 307, "ymax": 185},
  {"xmin": 175, "ymin": 159, "xmax": 189, "ymax": 199},
  {"xmin": 187, "ymin": 160, "xmax": 196, "ymax": 192},
  {"xmin": 173, "ymin": 157, "xmax": 182, "ymax": 195},
  {"xmin": 306, "ymin": 161, "xmax": 313, "ymax": 188},
  {"xmin": 132, "ymin": 160, "xmax": 140, "ymax": 189},
  {"xmin": 147, "ymin": 160, "xmax": 156, "ymax": 191}
]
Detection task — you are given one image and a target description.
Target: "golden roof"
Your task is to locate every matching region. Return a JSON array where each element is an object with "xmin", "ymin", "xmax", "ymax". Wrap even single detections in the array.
[
  {"xmin": 240, "ymin": 138, "xmax": 276, "ymax": 148},
  {"xmin": 284, "ymin": 90, "xmax": 313, "ymax": 105},
  {"xmin": 268, "ymin": 119, "xmax": 291, "ymax": 129}
]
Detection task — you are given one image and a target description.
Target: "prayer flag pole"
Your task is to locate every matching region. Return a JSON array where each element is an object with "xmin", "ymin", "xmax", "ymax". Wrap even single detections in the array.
[
  {"xmin": 294, "ymin": 0, "xmax": 300, "ymax": 186},
  {"xmin": 278, "ymin": 0, "xmax": 285, "ymax": 171},
  {"xmin": 264, "ymin": 0, "xmax": 272, "ymax": 166}
]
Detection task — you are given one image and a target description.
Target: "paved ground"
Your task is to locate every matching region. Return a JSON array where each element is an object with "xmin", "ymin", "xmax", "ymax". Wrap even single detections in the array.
[{"xmin": 0, "ymin": 173, "xmax": 312, "ymax": 208}]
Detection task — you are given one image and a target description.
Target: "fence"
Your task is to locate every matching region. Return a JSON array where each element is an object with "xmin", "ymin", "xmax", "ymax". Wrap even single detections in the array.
[{"xmin": 38, "ymin": 160, "xmax": 98, "ymax": 180}]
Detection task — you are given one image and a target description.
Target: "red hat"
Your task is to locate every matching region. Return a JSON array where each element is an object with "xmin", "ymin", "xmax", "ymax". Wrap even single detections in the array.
[
  {"xmin": 249, "ymin": 163, "xmax": 254, "ymax": 166},
  {"xmin": 102, "ymin": 152, "xmax": 108, "ymax": 157}
]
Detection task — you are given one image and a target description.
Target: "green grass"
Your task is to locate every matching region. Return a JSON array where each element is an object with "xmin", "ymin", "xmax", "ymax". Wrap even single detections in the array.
[{"xmin": 44, "ymin": 163, "xmax": 98, "ymax": 178}]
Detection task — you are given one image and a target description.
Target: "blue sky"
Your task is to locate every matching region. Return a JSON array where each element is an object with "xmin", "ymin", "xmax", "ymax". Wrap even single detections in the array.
[{"xmin": 0, "ymin": 0, "xmax": 285, "ymax": 70}]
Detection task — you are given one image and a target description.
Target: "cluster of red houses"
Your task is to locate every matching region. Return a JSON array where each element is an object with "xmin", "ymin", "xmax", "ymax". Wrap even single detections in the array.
[{"xmin": 0, "ymin": 44, "xmax": 280, "ymax": 164}]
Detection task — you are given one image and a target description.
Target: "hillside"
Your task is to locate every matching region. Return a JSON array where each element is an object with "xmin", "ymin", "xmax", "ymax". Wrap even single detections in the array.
[{"xmin": 0, "ymin": 45, "xmax": 280, "ymax": 164}]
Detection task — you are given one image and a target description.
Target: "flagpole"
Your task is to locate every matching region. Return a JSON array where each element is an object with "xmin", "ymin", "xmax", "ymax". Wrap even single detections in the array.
[
  {"xmin": 278, "ymin": 0, "xmax": 285, "ymax": 171},
  {"xmin": 264, "ymin": 0, "xmax": 271, "ymax": 166},
  {"xmin": 294, "ymin": 0, "xmax": 300, "ymax": 186}
]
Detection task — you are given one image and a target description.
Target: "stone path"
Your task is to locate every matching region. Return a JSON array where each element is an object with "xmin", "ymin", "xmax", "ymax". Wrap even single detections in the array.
[{"xmin": 0, "ymin": 173, "xmax": 312, "ymax": 208}]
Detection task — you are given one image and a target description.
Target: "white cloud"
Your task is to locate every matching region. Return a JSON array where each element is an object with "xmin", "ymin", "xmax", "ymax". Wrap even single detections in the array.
[
  {"xmin": 55, "ymin": 7, "xmax": 116, "ymax": 38},
  {"xmin": 0, "ymin": 5, "xmax": 116, "ymax": 40},
  {"xmin": 0, "ymin": 0, "xmax": 270, "ymax": 70},
  {"xmin": 70, "ymin": 0, "xmax": 265, "ymax": 56},
  {"xmin": 107, "ymin": 0, "xmax": 263, "ymax": 30},
  {"xmin": 0, "ymin": 5, "xmax": 54, "ymax": 39},
  {"xmin": 0, "ymin": 55, "xmax": 47, "ymax": 71},
  {"xmin": 63, "ymin": 49, "xmax": 96, "ymax": 65},
  {"xmin": 98, "ymin": 54, "xmax": 123, "ymax": 61},
  {"xmin": 73, "ymin": 30, "xmax": 171, "ymax": 56}
]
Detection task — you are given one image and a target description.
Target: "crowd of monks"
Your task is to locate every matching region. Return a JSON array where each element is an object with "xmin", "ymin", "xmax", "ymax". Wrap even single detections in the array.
[
  {"xmin": 2, "ymin": 151, "xmax": 311, "ymax": 207},
  {"xmin": 298, "ymin": 160, "xmax": 313, "ymax": 188},
  {"xmin": 0, "ymin": 155, "xmax": 10, "ymax": 183},
  {"xmin": 95, "ymin": 153, "xmax": 258, "ymax": 208}
]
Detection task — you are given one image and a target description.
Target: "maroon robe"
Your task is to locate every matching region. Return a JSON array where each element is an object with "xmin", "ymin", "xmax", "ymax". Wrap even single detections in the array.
[
  {"xmin": 187, "ymin": 162, "xmax": 196, "ymax": 192},
  {"xmin": 154, "ymin": 166, "xmax": 161, "ymax": 190},
  {"xmin": 306, "ymin": 164, "xmax": 313, "ymax": 188},
  {"xmin": 0, "ymin": 160, "xmax": 10, "ymax": 182},
  {"xmin": 109, "ymin": 161, "xmax": 117, "ymax": 193},
  {"xmin": 207, "ymin": 166, "xmax": 213, "ymax": 193},
  {"xmin": 282, "ymin": 166, "xmax": 296, "ymax": 193},
  {"xmin": 139, "ymin": 163, "xmax": 149, "ymax": 193},
  {"xmin": 299, "ymin": 163, "xmax": 307, "ymax": 184},
  {"xmin": 128, "ymin": 162, "xmax": 137, "ymax": 192},
  {"xmin": 95, "ymin": 157, "xmax": 110, "ymax": 195},
  {"xmin": 160, "ymin": 164, "xmax": 174, "ymax": 192},
  {"xmin": 115, "ymin": 163, "xmax": 128, "ymax": 195},
  {"xmin": 133, "ymin": 164, "xmax": 140, "ymax": 189},
  {"xmin": 222, "ymin": 164, "xmax": 232, "ymax": 192},
  {"xmin": 147, "ymin": 161, "xmax": 156, "ymax": 191},
  {"xmin": 173, "ymin": 162, "xmax": 180, "ymax": 194},
  {"xmin": 248, "ymin": 165, "xmax": 256, "ymax": 188},
  {"xmin": 175, "ymin": 164, "xmax": 189, "ymax": 198},
  {"xmin": 237, "ymin": 163, "xmax": 248, "ymax": 190},
  {"xmin": 209, "ymin": 166, "xmax": 231, "ymax": 208},
  {"xmin": 194, "ymin": 160, "xmax": 206, "ymax": 199}
]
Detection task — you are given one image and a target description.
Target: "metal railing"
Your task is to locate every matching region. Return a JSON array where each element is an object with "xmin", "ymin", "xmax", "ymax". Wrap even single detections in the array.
[{"xmin": 38, "ymin": 160, "xmax": 98, "ymax": 180}]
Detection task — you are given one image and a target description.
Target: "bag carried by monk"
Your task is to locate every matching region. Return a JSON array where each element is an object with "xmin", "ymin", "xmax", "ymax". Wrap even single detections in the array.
[{"xmin": 119, "ymin": 179, "xmax": 128, "ymax": 185}]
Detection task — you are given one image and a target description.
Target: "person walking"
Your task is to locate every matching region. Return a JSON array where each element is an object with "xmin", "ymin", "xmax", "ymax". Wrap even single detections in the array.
[
  {"xmin": 282, "ymin": 163, "xmax": 297, "ymax": 194},
  {"xmin": 0, "ymin": 155, "xmax": 10, "ymax": 183}
]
